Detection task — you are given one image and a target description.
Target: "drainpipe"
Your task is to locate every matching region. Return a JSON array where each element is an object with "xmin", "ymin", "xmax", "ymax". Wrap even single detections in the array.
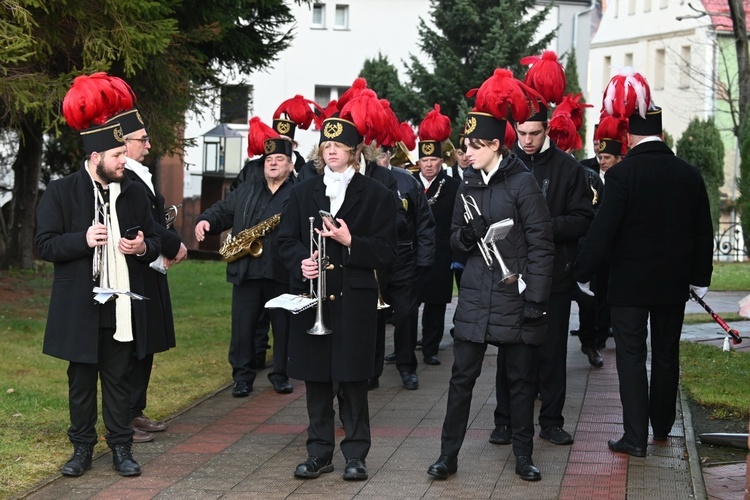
[{"xmin": 572, "ymin": 0, "xmax": 598, "ymax": 51}]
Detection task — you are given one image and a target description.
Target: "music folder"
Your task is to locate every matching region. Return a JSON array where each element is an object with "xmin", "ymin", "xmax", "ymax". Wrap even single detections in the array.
[
  {"xmin": 265, "ymin": 293, "xmax": 317, "ymax": 314},
  {"xmin": 483, "ymin": 218, "xmax": 514, "ymax": 244}
]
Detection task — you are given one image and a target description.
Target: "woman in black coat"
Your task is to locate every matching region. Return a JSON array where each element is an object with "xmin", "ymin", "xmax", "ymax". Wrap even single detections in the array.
[
  {"xmin": 427, "ymin": 110, "xmax": 554, "ymax": 482},
  {"xmin": 277, "ymin": 115, "xmax": 397, "ymax": 482}
]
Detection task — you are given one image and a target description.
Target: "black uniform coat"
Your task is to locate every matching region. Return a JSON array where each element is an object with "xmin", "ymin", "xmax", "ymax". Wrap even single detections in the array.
[
  {"xmin": 451, "ymin": 158, "xmax": 554, "ymax": 346},
  {"xmin": 574, "ymin": 140, "xmax": 713, "ymax": 305},
  {"xmin": 35, "ymin": 163, "xmax": 160, "ymax": 363},
  {"xmin": 125, "ymin": 166, "xmax": 181, "ymax": 355},
  {"xmin": 512, "ymin": 141, "xmax": 594, "ymax": 293},
  {"xmin": 196, "ymin": 174, "xmax": 295, "ymax": 285},
  {"xmin": 413, "ymin": 169, "xmax": 460, "ymax": 303},
  {"xmin": 277, "ymin": 173, "xmax": 397, "ymax": 382}
]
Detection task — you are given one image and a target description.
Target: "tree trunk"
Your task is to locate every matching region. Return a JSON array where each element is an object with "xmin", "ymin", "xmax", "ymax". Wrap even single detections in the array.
[
  {"xmin": 728, "ymin": 0, "xmax": 750, "ymax": 134},
  {"xmin": 5, "ymin": 119, "xmax": 43, "ymax": 269}
]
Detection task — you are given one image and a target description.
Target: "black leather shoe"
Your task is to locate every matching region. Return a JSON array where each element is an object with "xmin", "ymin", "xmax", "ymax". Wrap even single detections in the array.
[
  {"xmin": 400, "ymin": 371, "xmax": 419, "ymax": 390},
  {"xmin": 343, "ymin": 457, "xmax": 368, "ymax": 480},
  {"xmin": 61, "ymin": 443, "xmax": 94, "ymax": 477},
  {"xmin": 294, "ymin": 456, "xmax": 333, "ymax": 479},
  {"xmin": 110, "ymin": 443, "xmax": 141, "ymax": 477},
  {"xmin": 539, "ymin": 425, "xmax": 574, "ymax": 445},
  {"xmin": 384, "ymin": 352, "xmax": 396, "ymax": 364},
  {"xmin": 427, "ymin": 454, "xmax": 457, "ymax": 479},
  {"xmin": 608, "ymin": 436, "xmax": 646, "ymax": 457},
  {"xmin": 424, "ymin": 355, "xmax": 441, "ymax": 365},
  {"xmin": 489, "ymin": 425, "xmax": 511, "ymax": 445},
  {"xmin": 515, "ymin": 455, "xmax": 541, "ymax": 481},
  {"xmin": 272, "ymin": 379, "xmax": 293, "ymax": 394},
  {"xmin": 367, "ymin": 377, "xmax": 379, "ymax": 390},
  {"xmin": 581, "ymin": 346, "xmax": 604, "ymax": 368},
  {"xmin": 232, "ymin": 380, "xmax": 252, "ymax": 397}
]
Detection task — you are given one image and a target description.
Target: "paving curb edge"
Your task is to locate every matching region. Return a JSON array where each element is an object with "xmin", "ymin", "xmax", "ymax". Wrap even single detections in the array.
[{"xmin": 680, "ymin": 384, "xmax": 708, "ymax": 499}]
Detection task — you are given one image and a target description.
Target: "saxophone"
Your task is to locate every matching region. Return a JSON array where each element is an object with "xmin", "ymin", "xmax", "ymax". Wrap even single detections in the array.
[{"xmin": 219, "ymin": 213, "xmax": 282, "ymax": 262}]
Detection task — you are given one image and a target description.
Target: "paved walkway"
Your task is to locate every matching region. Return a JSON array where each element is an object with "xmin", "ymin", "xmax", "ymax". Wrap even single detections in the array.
[{"xmin": 18, "ymin": 292, "xmax": 750, "ymax": 499}]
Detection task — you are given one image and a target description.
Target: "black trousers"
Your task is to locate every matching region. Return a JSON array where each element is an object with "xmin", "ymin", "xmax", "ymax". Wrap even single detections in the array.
[
  {"xmin": 230, "ymin": 279, "xmax": 289, "ymax": 384},
  {"xmin": 420, "ymin": 302, "xmax": 447, "ymax": 358},
  {"xmin": 67, "ymin": 327, "xmax": 134, "ymax": 445},
  {"xmin": 129, "ymin": 353, "xmax": 153, "ymax": 419},
  {"xmin": 495, "ymin": 290, "xmax": 571, "ymax": 430},
  {"xmin": 577, "ymin": 265, "xmax": 610, "ymax": 349},
  {"xmin": 388, "ymin": 276, "xmax": 418, "ymax": 374},
  {"xmin": 610, "ymin": 304, "xmax": 684, "ymax": 447},
  {"xmin": 373, "ymin": 309, "xmax": 386, "ymax": 379},
  {"xmin": 442, "ymin": 340, "xmax": 535, "ymax": 458},
  {"xmin": 304, "ymin": 380, "xmax": 371, "ymax": 460}
]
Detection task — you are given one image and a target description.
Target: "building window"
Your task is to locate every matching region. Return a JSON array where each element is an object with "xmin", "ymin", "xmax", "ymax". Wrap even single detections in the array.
[
  {"xmin": 603, "ymin": 56, "xmax": 612, "ymax": 89},
  {"xmin": 661, "ymin": 0, "xmax": 670, "ymax": 8},
  {"xmin": 314, "ymin": 85, "xmax": 350, "ymax": 108},
  {"xmin": 220, "ymin": 85, "xmax": 251, "ymax": 124},
  {"xmin": 624, "ymin": 53, "xmax": 633, "ymax": 68},
  {"xmin": 628, "ymin": 0, "xmax": 636, "ymax": 15},
  {"xmin": 334, "ymin": 4, "xmax": 349, "ymax": 30},
  {"xmin": 680, "ymin": 45, "xmax": 691, "ymax": 89},
  {"xmin": 654, "ymin": 49, "xmax": 666, "ymax": 90},
  {"xmin": 312, "ymin": 3, "xmax": 326, "ymax": 29}
]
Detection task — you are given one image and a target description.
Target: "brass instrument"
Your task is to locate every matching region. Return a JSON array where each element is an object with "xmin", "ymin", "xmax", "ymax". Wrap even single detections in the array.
[
  {"xmin": 219, "ymin": 213, "xmax": 281, "ymax": 262},
  {"xmin": 165, "ymin": 204, "xmax": 181, "ymax": 229},
  {"xmin": 461, "ymin": 194, "xmax": 518, "ymax": 286},
  {"xmin": 92, "ymin": 187, "xmax": 110, "ymax": 288},
  {"xmin": 390, "ymin": 141, "xmax": 416, "ymax": 171},
  {"xmin": 374, "ymin": 270, "xmax": 389, "ymax": 310},
  {"xmin": 442, "ymin": 138, "xmax": 456, "ymax": 167},
  {"xmin": 307, "ymin": 217, "xmax": 334, "ymax": 335}
]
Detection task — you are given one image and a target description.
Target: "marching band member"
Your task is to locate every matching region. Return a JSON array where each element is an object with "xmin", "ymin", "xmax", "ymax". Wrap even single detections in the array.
[{"xmin": 195, "ymin": 118, "xmax": 296, "ymax": 396}]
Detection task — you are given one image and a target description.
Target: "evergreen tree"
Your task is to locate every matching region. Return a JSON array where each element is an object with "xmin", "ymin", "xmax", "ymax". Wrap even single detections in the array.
[
  {"xmin": 676, "ymin": 118, "xmax": 725, "ymax": 230},
  {"xmin": 364, "ymin": 0, "xmax": 555, "ymax": 139},
  {"xmin": 737, "ymin": 103, "xmax": 750, "ymax": 254},
  {"xmin": 562, "ymin": 49, "xmax": 587, "ymax": 161}
]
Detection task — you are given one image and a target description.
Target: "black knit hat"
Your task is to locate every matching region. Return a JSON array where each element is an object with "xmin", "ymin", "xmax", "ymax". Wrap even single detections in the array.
[{"xmin": 81, "ymin": 122, "xmax": 126, "ymax": 155}]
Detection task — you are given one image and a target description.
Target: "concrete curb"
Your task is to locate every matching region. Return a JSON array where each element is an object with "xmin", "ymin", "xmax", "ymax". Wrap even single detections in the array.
[{"xmin": 680, "ymin": 384, "xmax": 708, "ymax": 499}]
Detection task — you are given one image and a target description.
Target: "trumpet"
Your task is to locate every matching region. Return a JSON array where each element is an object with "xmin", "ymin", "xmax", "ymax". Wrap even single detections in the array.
[
  {"xmin": 165, "ymin": 204, "xmax": 181, "ymax": 229},
  {"xmin": 461, "ymin": 194, "xmax": 518, "ymax": 286},
  {"xmin": 307, "ymin": 217, "xmax": 334, "ymax": 335},
  {"xmin": 374, "ymin": 270, "xmax": 390, "ymax": 310}
]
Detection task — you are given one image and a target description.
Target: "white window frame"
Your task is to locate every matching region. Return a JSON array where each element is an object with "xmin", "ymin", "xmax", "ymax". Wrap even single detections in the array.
[
  {"xmin": 334, "ymin": 4, "xmax": 349, "ymax": 30},
  {"xmin": 312, "ymin": 3, "xmax": 326, "ymax": 29}
]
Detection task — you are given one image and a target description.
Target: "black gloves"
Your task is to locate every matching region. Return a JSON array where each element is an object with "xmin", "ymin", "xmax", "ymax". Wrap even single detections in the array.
[
  {"xmin": 459, "ymin": 216, "xmax": 488, "ymax": 246},
  {"xmin": 522, "ymin": 301, "xmax": 547, "ymax": 324}
]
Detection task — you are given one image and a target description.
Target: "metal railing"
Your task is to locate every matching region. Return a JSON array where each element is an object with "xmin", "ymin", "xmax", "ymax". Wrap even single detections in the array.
[{"xmin": 714, "ymin": 221, "xmax": 746, "ymax": 261}]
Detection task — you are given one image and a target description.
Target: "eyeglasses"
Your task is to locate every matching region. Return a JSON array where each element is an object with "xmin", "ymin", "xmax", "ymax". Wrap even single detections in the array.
[{"xmin": 126, "ymin": 137, "xmax": 150, "ymax": 144}]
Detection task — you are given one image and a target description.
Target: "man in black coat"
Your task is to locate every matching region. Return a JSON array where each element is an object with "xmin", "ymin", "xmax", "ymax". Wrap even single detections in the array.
[
  {"xmin": 414, "ymin": 145, "xmax": 460, "ymax": 367},
  {"xmin": 491, "ymin": 108, "xmax": 594, "ymax": 447},
  {"xmin": 35, "ymin": 121, "xmax": 160, "ymax": 478},
  {"xmin": 106, "ymin": 108, "xmax": 187, "ymax": 443},
  {"xmin": 195, "ymin": 137, "xmax": 297, "ymax": 396},
  {"xmin": 574, "ymin": 107, "xmax": 713, "ymax": 457}
]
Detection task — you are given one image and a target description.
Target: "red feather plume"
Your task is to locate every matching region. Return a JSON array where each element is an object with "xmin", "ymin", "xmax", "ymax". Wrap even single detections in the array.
[
  {"xmin": 339, "ymin": 88, "xmax": 388, "ymax": 145},
  {"xmin": 548, "ymin": 113, "xmax": 582, "ymax": 152},
  {"xmin": 105, "ymin": 75, "xmax": 136, "ymax": 116},
  {"xmin": 418, "ymin": 104, "xmax": 451, "ymax": 142},
  {"xmin": 400, "ymin": 122, "xmax": 417, "ymax": 151},
  {"xmin": 336, "ymin": 77, "xmax": 368, "ymax": 111},
  {"xmin": 274, "ymin": 94, "xmax": 324, "ymax": 130},
  {"xmin": 602, "ymin": 67, "xmax": 652, "ymax": 119},
  {"xmin": 521, "ymin": 50, "xmax": 566, "ymax": 106},
  {"xmin": 378, "ymin": 99, "xmax": 402, "ymax": 147},
  {"xmin": 595, "ymin": 114, "xmax": 629, "ymax": 155},
  {"xmin": 62, "ymin": 72, "xmax": 129, "ymax": 130},
  {"xmin": 473, "ymin": 68, "xmax": 546, "ymax": 124},
  {"xmin": 554, "ymin": 93, "xmax": 592, "ymax": 132},
  {"xmin": 247, "ymin": 117, "xmax": 279, "ymax": 157},
  {"xmin": 504, "ymin": 121, "xmax": 517, "ymax": 148}
]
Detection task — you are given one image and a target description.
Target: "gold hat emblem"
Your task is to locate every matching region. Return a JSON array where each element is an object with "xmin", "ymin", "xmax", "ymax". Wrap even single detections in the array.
[
  {"xmin": 324, "ymin": 121, "xmax": 343, "ymax": 139},
  {"xmin": 464, "ymin": 116, "xmax": 477, "ymax": 134},
  {"xmin": 135, "ymin": 110, "xmax": 144, "ymax": 125},
  {"xmin": 276, "ymin": 121, "xmax": 291, "ymax": 135},
  {"xmin": 114, "ymin": 127, "xmax": 124, "ymax": 143},
  {"xmin": 265, "ymin": 140, "xmax": 276, "ymax": 154},
  {"xmin": 598, "ymin": 140, "xmax": 606, "ymax": 152},
  {"xmin": 421, "ymin": 142, "xmax": 435, "ymax": 156}
]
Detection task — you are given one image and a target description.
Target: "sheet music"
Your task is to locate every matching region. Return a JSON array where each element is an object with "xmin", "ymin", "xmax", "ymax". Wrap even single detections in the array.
[
  {"xmin": 92, "ymin": 287, "xmax": 149, "ymax": 304},
  {"xmin": 149, "ymin": 254, "xmax": 168, "ymax": 275},
  {"xmin": 265, "ymin": 293, "xmax": 317, "ymax": 314},
  {"xmin": 483, "ymin": 218, "xmax": 513, "ymax": 244}
]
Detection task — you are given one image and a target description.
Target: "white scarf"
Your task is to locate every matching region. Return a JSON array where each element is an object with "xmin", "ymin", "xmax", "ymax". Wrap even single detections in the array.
[
  {"xmin": 323, "ymin": 165, "xmax": 355, "ymax": 216},
  {"xmin": 105, "ymin": 182, "xmax": 134, "ymax": 342},
  {"xmin": 480, "ymin": 156, "xmax": 503, "ymax": 185},
  {"xmin": 419, "ymin": 173, "xmax": 436, "ymax": 191},
  {"xmin": 124, "ymin": 157, "xmax": 154, "ymax": 196}
]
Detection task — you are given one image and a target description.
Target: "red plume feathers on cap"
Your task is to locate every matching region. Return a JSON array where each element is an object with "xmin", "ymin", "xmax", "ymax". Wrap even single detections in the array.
[
  {"xmin": 554, "ymin": 93, "xmax": 592, "ymax": 131},
  {"xmin": 62, "ymin": 72, "xmax": 134, "ymax": 130},
  {"xmin": 548, "ymin": 113, "xmax": 581, "ymax": 152},
  {"xmin": 273, "ymin": 94, "xmax": 324, "ymax": 130},
  {"xmin": 596, "ymin": 114, "xmax": 629, "ymax": 155},
  {"xmin": 320, "ymin": 99, "xmax": 339, "ymax": 122},
  {"xmin": 602, "ymin": 67, "xmax": 651, "ymax": 119},
  {"xmin": 378, "ymin": 99, "xmax": 402, "ymax": 147},
  {"xmin": 418, "ymin": 104, "xmax": 451, "ymax": 142},
  {"xmin": 339, "ymin": 88, "xmax": 388, "ymax": 144},
  {"xmin": 504, "ymin": 121, "xmax": 517, "ymax": 149},
  {"xmin": 336, "ymin": 77, "xmax": 368, "ymax": 111},
  {"xmin": 520, "ymin": 50, "xmax": 566, "ymax": 106},
  {"xmin": 400, "ymin": 122, "xmax": 417, "ymax": 151},
  {"xmin": 247, "ymin": 117, "xmax": 279, "ymax": 157},
  {"xmin": 468, "ymin": 68, "xmax": 546, "ymax": 124}
]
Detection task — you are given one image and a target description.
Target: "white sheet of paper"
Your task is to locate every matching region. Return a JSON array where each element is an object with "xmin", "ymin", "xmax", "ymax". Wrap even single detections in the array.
[{"xmin": 265, "ymin": 293, "xmax": 317, "ymax": 314}]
